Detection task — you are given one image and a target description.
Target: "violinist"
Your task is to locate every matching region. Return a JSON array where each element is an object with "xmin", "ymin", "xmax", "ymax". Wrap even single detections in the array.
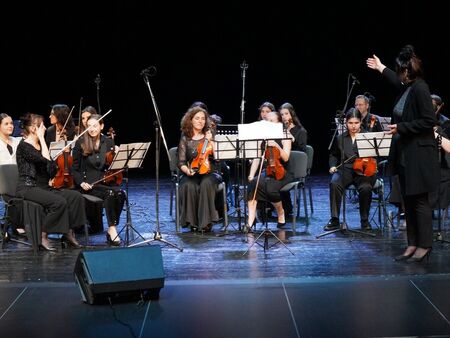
[
  {"xmin": 45, "ymin": 104, "xmax": 76, "ymax": 146},
  {"xmin": 15, "ymin": 113, "xmax": 86, "ymax": 250},
  {"xmin": 177, "ymin": 106, "xmax": 222, "ymax": 232},
  {"xmin": 79, "ymin": 106, "xmax": 97, "ymax": 133},
  {"xmin": 72, "ymin": 114, "xmax": 125, "ymax": 246},
  {"xmin": 244, "ymin": 111, "xmax": 293, "ymax": 233},
  {"xmin": 354, "ymin": 95, "xmax": 383, "ymax": 132},
  {"xmin": 324, "ymin": 109, "xmax": 376, "ymax": 231}
]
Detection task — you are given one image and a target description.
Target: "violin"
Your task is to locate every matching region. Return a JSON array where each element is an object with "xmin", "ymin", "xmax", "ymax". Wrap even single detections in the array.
[
  {"xmin": 265, "ymin": 145, "xmax": 285, "ymax": 180},
  {"xmin": 190, "ymin": 138, "xmax": 213, "ymax": 175},
  {"xmin": 352, "ymin": 157, "xmax": 377, "ymax": 177},
  {"xmin": 102, "ymin": 149, "xmax": 123, "ymax": 185},
  {"xmin": 52, "ymin": 132, "xmax": 75, "ymax": 189}
]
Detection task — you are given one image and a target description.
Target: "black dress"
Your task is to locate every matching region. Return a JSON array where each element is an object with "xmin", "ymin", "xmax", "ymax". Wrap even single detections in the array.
[
  {"xmin": 15, "ymin": 140, "xmax": 86, "ymax": 234},
  {"xmin": 289, "ymin": 125, "xmax": 307, "ymax": 152},
  {"xmin": 72, "ymin": 135, "xmax": 125, "ymax": 227},
  {"xmin": 177, "ymin": 134, "xmax": 222, "ymax": 230}
]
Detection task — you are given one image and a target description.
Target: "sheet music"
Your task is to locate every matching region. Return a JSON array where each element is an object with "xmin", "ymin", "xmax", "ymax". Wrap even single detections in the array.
[
  {"xmin": 214, "ymin": 134, "xmax": 262, "ymax": 160},
  {"xmin": 378, "ymin": 116, "xmax": 391, "ymax": 132},
  {"xmin": 109, "ymin": 142, "xmax": 151, "ymax": 170},
  {"xmin": 238, "ymin": 120, "xmax": 284, "ymax": 140},
  {"xmin": 335, "ymin": 118, "xmax": 347, "ymax": 134},
  {"xmin": 355, "ymin": 132, "xmax": 392, "ymax": 157}
]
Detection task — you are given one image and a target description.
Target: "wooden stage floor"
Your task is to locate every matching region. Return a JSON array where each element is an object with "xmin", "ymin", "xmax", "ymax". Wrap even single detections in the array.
[{"xmin": 1, "ymin": 174, "xmax": 450, "ymax": 337}]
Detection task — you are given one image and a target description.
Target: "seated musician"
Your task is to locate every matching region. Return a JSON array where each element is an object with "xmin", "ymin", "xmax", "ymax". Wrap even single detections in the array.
[
  {"xmin": 16, "ymin": 113, "xmax": 86, "ymax": 250},
  {"xmin": 78, "ymin": 106, "xmax": 97, "ymax": 133},
  {"xmin": 324, "ymin": 109, "xmax": 377, "ymax": 231},
  {"xmin": 279, "ymin": 102, "xmax": 307, "ymax": 216},
  {"xmin": 177, "ymin": 106, "xmax": 222, "ymax": 232},
  {"xmin": 354, "ymin": 94, "xmax": 383, "ymax": 132},
  {"xmin": 45, "ymin": 104, "xmax": 76, "ymax": 146},
  {"xmin": 245, "ymin": 111, "xmax": 293, "ymax": 232},
  {"xmin": 72, "ymin": 114, "xmax": 125, "ymax": 246}
]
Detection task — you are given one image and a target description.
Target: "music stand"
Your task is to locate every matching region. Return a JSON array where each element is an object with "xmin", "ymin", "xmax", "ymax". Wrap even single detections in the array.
[
  {"xmin": 107, "ymin": 142, "xmax": 151, "ymax": 247},
  {"xmin": 49, "ymin": 140, "xmax": 69, "ymax": 159}
]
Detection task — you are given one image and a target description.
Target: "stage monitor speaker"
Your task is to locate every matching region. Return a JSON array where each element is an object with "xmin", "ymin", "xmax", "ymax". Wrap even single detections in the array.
[{"xmin": 74, "ymin": 245, "xmax": 164, "ymax": 304}]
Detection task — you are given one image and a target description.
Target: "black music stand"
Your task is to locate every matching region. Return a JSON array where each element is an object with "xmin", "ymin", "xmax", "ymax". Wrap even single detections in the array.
[{"xmin": 107, "ymin": 142, "xmax": 151, "ymax": 247}]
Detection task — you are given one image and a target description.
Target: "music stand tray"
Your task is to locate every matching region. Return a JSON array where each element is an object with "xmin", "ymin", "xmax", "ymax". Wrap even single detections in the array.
[
  {"xmin": 49, "ymin": 140, "xmax": 71, "ymax": 159},
  {"xmin": 108, "ymin": 142, "xmax": 151, "ymax": 246}
]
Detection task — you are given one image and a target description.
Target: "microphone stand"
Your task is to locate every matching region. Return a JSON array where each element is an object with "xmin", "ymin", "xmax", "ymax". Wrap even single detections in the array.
[
  {"xmin": 131, "ymin": 67, "xmax": 182, "ymax": 251},
  {"xmin": 317, "ymin": 74, "xmax": 375, "ymax": 239},
  {"xmin": 95, "ymin": 74, "xmax": 101, "ymax": 115}
]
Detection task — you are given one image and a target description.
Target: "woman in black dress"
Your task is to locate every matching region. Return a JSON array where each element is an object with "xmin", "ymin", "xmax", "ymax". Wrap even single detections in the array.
[
  {"xmin": 16, "ymin": 113, "xmax": 86, "ymax": 250},
  {"xmin": 177, "ymin": 106, "xmax": 222, "ymax": 232}
]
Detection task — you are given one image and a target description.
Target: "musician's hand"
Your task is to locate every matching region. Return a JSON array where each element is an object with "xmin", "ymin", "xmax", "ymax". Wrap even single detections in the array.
[
  {"xmin": 114, "ymin": 145, "xmax": 119, "ymax": 153},
  {"xmin": 386, "ymin": 124, "xmax": 398, "ymax": 135},
  {"xmin": 205, "ymin": 130, "xmax": 213, "ymax": 141},
  {"xmin": 366, "ymin": 54, "xmax": 386, "ymax": 73},
  {"xmin": 329, "ymin": 166, "xmax": 337, "ymax": 174},
  {"xmin": 80, "ymin": 182, "xmax": 92, "ymax": 191},
  {"xmin": 36, "ymin": 122, "xmax": 46, "ymax": 139},
  {"xmin": 48, "ymin": 178, "xmax": 54, "ymax": 187},
  {"xmin": 267, "ymin": 140, "xmax": 279, "ymax": 148},
  {"xmin": 248, "ymin": 175, "xmax": 254, "ymax": 182}
]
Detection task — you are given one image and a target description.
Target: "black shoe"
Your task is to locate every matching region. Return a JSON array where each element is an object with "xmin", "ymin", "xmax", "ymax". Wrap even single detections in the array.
[
  {"xmin": 39, "ymin": 243, "xmax": 57, "ymax": 252},
  {"xmin": 406, "ymin": 248, "xmax": 432, "ymax": 263},
  {"xmin": 277, "ymin": 222, "xmax": 286, "ymax": 228},
  {"xmin": 361, "ymin": 220, "xmax": 372, "ymax": 231},
  {"xmin": 61, "ymin": 235, "xmax": 83, "ymax": 249},
  {"xmin": 324, "ymin": 218, "xmax": 339, "ymax": 231},
  {"xmin": 394, "ymin": 252, "xmax": 414, "ymax": 261},
  {"xmin": 106, "ymin": 233, "xmax": 121, "ymax": 246}
]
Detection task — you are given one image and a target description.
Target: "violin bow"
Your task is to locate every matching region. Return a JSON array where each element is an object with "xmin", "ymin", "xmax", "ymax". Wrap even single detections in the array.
[
  {"xmin": 77, "ymin": 97, "xmax": 83, "ymax": 135},
  {"xmin": 59, "ymin": 105, "xmax": 75, "ymax": 137},
  {"xmin": 51, "ymin": 109, "xmax": 112, "ymax": 160}
]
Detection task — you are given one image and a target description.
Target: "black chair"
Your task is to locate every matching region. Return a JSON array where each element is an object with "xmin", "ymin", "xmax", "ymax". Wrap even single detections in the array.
[
  {"xmin": 305, "ymin": 145, "xmax": 314, "ymax": 214},
  {"xmin": 280, "ymin": 150, "xmax": 308, "ymax": 232},
  {"xmin": 0, "ymin": 164, "xmax": 43, "ymax": 254}
]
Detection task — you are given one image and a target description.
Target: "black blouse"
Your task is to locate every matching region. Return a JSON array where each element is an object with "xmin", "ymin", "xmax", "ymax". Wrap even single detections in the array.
[
  {"xmin": 16, "ymin": 140, "xmax": 56, "ymax": 187},
  {"xmin": 72, "ymin": 135, "xmax": 115, "ymax": 185}
]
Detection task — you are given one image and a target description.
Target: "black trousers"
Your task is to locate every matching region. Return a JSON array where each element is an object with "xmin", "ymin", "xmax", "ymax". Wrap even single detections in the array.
[
  {"xmin": 329, "ymin": 168, "xmax": 375, "ymax": 222},
  {"xmin": 83, "ymin": 184, "xmax": 125, "ymax": 227},
  {"xmin": 17, "ymin": 183, "xmax": 86, "ymax": 233},
  {"xmin": 399, "ymin": 174, "xmax": 433, "ymax": 248}
]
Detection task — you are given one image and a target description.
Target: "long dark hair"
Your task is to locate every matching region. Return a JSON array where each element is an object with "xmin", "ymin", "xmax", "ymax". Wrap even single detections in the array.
[
  {"xmin": 279, "ymin": 102, "xmax": 302, "ymax": 127},
  {"xmin": 19, "ymin": 113, "xmax": 44, "ymax": 137},
  {"xmin": 81, "ymin": 114, "xmax": 103, "ymax": 155},
  {"xmin": 180, "ymin": 107, "xmax": 210, "ymax": 138}
]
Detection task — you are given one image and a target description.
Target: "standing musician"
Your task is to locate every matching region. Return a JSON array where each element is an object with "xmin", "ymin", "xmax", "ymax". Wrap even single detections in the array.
[
  {"xmin": 177, "ymin": 106, "xmax": 222, "ymax": 232},
  {"xmin": 45, "ymin": 104, "xmax": 76, "ymax": 146},
  {"xmin": 16, "ymin": 113, "xmax": 86, "ymax": 250},
  {"xmin": 72, "ymin": 114, "xmax": 125, "ymax": 246},
  {"xmin": 244, "ymin": 111, "xmax": 293, "ymax": 233},
  {"xmin": 324, "ymin": 109, "xmax": 376, "ymax": 231}
]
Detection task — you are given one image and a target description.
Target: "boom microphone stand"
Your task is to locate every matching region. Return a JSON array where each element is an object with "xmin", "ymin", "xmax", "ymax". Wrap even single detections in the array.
[
  {"xmin": 317, "ymin": 74, "xmax": 375, "ymax": 239},
  {"xmin": 94, "ymin": 74, "xmax": 101, "ymax": 115},
  {"xmin": 130, "ymin": 66, "xmax": 183, "ymax": 251}
]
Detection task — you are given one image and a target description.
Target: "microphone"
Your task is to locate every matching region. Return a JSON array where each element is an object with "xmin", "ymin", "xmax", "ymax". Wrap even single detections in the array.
[
  {"xmin": 350, "ymin": 73, "xmax": 360, "ymax": 85},
  {"xmin": 140, "ymin": 66, "xmax": 157, "ymax": 77},
  {"xmin": 94, "ymin": 74, "xmax": 101, "ymax": 86},
  {"xmin": 240, "ymin": 60, "xmax": 248, "ymax": 70}
]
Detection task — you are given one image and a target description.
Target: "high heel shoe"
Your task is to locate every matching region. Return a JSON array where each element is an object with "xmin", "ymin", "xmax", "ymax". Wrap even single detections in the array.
[
  {"xmin": 106, "ymin": 233, "xmax": 121, "ymax": 246},
  {"xmin": 61, "ymin": 234, "xmax": 83, "ymax": 249},
  {"xmin": 39, "ymin": 243, "xmax": 57, "ymax": 252},
  {"xmin": 277, "ymin": 221, "xmax": 286, "ymax": 228},
  {"xmin": 243, "ymin": 224, "xmax": 253, "ymax": 234},
  {"xmin": 406, "ymin": 248, "xmax": 432, "ymax": 263},
  {"xmin": 394, "ymin": 252, "xmax": 414, "ymax": 262}
]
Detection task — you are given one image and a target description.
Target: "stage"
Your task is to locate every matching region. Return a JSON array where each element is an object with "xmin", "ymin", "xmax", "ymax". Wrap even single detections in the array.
[{"xmin": 1, "ymin": 175, "xmax": 450, "ymax": 337}]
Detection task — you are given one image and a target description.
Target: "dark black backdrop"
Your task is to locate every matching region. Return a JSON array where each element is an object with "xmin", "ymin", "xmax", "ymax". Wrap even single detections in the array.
[{"xmin": 2, "ymin": 1, "xmax": 449, "ymax": 176}]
